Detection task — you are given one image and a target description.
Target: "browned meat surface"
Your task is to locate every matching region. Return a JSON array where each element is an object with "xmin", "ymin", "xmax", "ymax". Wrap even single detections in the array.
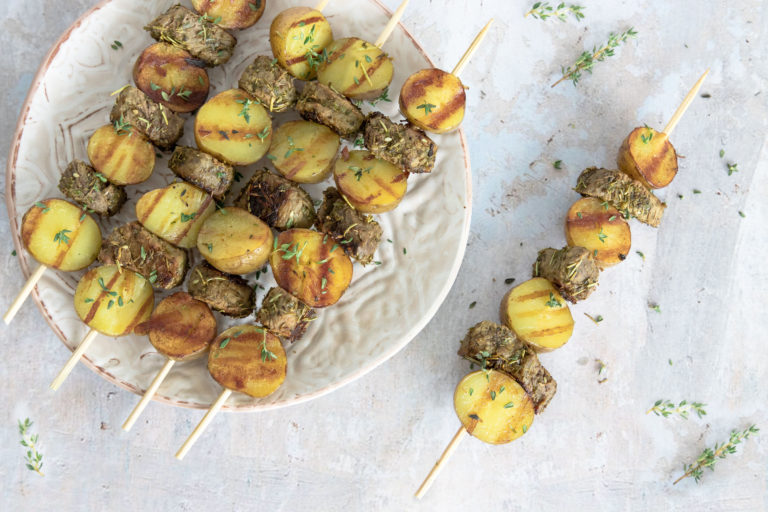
[
  {"xmin": 109, "ymin": 86, "xmax": 184, "ymax": 150},
  {"xmin": 187, "ymin": 262, "xmax": 254, "ymax": 317},
  {"xmin": 58, "ymin": 159, "xmax": 126, "ymax": 217},
  {"xmin": 168, "ymin": 146, "xmax": 233, "ymax": 199},
  {"xmin": 315, "ymin": 187, "xmax": 382, "ymax": 265},
  {"xmin": 534, "ymin": 246, "xmax": 600, "ymax": 303},
  {"xmin": 363, "ymin": 112, "xmax": 437, "ymax": 174},
  {"xmin": 235, "ymin": 169, "xmax": 315, "ymax": 230},
  {"xmin": 256, "ymin": 287, "xmax": 317, "ymax": 342},
  {"xmin": 238, "ymin": 56, "xmax": 297, "ymax": 113},
  {"xmin": 295, "ymin": 82, "xmax": 365, "ymax": 139}
]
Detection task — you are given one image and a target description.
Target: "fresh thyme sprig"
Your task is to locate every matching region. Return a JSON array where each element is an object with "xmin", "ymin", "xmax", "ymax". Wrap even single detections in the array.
[
  {"xmin": 647, "ymin": 399, "xmax": 707, "ymax": 420},
  {"xmin": 551, "ymin": 28, "xmax": 638, "ymax": 87},
  {"xmin": 18, "ymin": 418, "xmax": 44, "ymax": 476},
  {"xmin": 525, "ymin": 2, "xmax": 585, "ymax": 22},
  {"xmin": 674, "ymin": 425, "xmax": 759, "ymax": 484}
]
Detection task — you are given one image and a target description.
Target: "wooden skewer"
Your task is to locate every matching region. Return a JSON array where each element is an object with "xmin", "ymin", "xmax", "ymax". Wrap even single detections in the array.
[
  {"xmin": 662, "ymin": 69, "xmax": 709, "ymax": 138},
  {"xmin": 175, "ymin": 388, "xmax": 232, "ymax": 460},
  {"xmin": 3, "ymin": 263, "xmax": 47, "ymax": 325},
  {"xmin": 122, "ymin": 358, "xmax": 176, "ymax": 432},
  {"xmin": 451, "ymin": 19, "xmax": 495, "ymax": 77},
  {"xmin": 49, "ymin": 329, "xmax": 99, "ymax": 391},
  {"xmin": 374, "ymin": 0, "xmax": 409, "ymax": 48},
  {"xmin": 314, "ymin": 0, "xmax": 330, "ymax": 11},
  {"xmin": 415, "ymin": 425, "xmax": 469, "ymax": 499}
]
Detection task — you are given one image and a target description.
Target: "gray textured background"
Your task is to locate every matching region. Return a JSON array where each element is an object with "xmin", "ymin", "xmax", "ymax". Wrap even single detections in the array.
[{"xmin": 1, "ymin": 0, "xmax": 766, "ymax": 510}]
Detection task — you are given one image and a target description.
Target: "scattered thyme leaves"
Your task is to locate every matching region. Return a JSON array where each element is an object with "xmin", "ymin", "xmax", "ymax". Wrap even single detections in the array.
[{"xmin": 552, "ymin": 27, "xmax": 638, "ymax": 87}]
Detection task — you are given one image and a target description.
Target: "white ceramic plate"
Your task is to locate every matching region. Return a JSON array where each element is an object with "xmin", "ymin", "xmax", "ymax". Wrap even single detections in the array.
[{"xmin": 5, "ymin": 0, "xmax": 471, "ymax": 410}]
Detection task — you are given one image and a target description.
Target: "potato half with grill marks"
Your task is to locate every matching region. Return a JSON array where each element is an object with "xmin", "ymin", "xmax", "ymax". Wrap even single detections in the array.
[
  {"xmin": 454, "ymin": 370, "xmax": 535, "ymax": 445},
  {"xmin": 268, "ymin": 120, "xmax": 340, "ymax": 183},
  {"xmin": 333, "ymin": 149, "xmax": 407, "ymax": 214},
  {"xmin": 565, "ymin": 197, "xmax": 631, "ymax": 268},
  {"xmin": 500, "ymin": 277, "xmax": 574, "ymax": 352},
  {"xmin": 317, "ymin": 38, "xmax": 394, "ymax": 100},
  {"xmin": 269, "ymin": 7, "xmax": 333, "ymax": 80},
  {"xmin": 617, "ymin": 126, "xmax": 678, "ymax": 189},
  {"xmin": 135, "ymin": 182, "xmax": 215, "ymax": 249},
  {"xmin": 191, "ymin": 0, "xmax": 265, "ymax": 30},
  {"xmin": 400, "ymin": 68, "xmax": 466, "ymax": 134},
  {"xmin": 87, "ymin": 124, "xmax": 155, "ymax": 185},
  {"xmin": 208, "ymin": 325, "xmax": 287, "ymax": 398},
  {"xmin": 197, "ymin": 207, "xmax": 273, "ymax": 275}
]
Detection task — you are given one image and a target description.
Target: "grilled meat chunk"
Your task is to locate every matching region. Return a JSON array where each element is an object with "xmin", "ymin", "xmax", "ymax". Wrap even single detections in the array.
[
  {"xmin": 574, "ymin": 167, "xmax": 666, "ymax": 227},
  {"xmin": 145, "ymin": 4, "xmax": 237, "ymax": 67},
  {"xmin": 534, "ymin": 246, "xmax": 600, "ymax": 303},
  {"xmin": 236, "ymin": 169, "xmax": 316, "ymax": 230},
  {"xmin": 168, "ymin": 146, "xmax": 233, "ymax": 199},
  {"xmin": 316, "ymin": 187, "xmax": 382, "ymax": 265},
  {"xmin": 98, "ymin": 222, "xmax": 188, "ymax": 289},
  {"xmin": 58, "ymin": 159, "xmax": 126, "ymax": 217},
  {"xmin": 110, "ymin": 86, "xmax": 184, "ymax": 150},
  {"xmin": 256, "ymin": 287, "xmax": 317, "ymax": 342},
  {"xmin": 187, "ymin": 262, "xmax": 254, "ymax": 317},
  {"xmin": 458, "ymin": 320, "xmax": 557, "ymax": 414},
  {"xmin": 238, "ymin": 55, "xmax": 297, "ymax": 113},
  {"xmin": 363, "ymin": 112, "xmax": 437, "ymax": 174},
  {"xmin": 295, "ymin": 81, "xmax": 365, "ymax": 139}
]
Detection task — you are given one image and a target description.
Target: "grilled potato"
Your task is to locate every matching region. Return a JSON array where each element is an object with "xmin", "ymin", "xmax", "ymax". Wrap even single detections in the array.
[
  {"xmin": 21, "ymin": 198, "xmax": 102, "ymax": 271},
  {"xmin": 73, "ymin": 264, "xmax": 155, "ymax": 336},
  {"xmin": 317, "ymin": 38, "xmax": 394, "ymax": 100},
  {"xmin": 190, "ymin": 0, "xmax": 265, "ymax": 30},
  {"xmin": 269, "ymin": 7, "xmax": 333, "ymax": 80},
  {"xmin": 197, "ymin": 207, "xmax": 273, "ymax": 275},
  {"xmin": 333, "ymin": 149, "xmax": 407, "ymax": 214},
  {"xmin": 400, "ymin": 68, "xmax": 466, "ymax": 134},
  {"xmin": 454, "ymin": 370, "xmax": 535, "ymax": 444},
  {"xmin": 132, "ymin": 42, "xmax": 210, "ymax": 113},
  {"xmin": 268, "ymin": 120, "xmax": 340, "ymax": 183},
  {"xmin": 194, "ymin": 88, "xmax": 272, "ymax": 166},
  {"xmin": 617, "ymin": 126, "xmax": 678, "ymax": 189},
  {"xmin": 500, "ymin": 277, "xmax": 574, "ymax": 352},
  {"xmin": 135, "ymin": 292, "xmax": 216, "ymax": 361},
  {"xmin": 208, "ymin": 325, "xmax": 287, "ymax": 398},
  {"xmin": 135, "ymin": 182, "xmax": 215, "ymax": 249},
  {"xmin": 270, "ymin": 228, "xmax": 353, "ymax": 308},
  {"xmin": 565, "ymin": 197, "xmax": 631, "ymax": 268},
  {"xmin": 87, "ymin": 124, "xmax": 155, "ymax": 185}
]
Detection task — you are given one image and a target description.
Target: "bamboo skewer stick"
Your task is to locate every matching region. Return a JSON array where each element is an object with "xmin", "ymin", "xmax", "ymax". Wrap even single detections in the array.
[
  {"xmin": 122, "ymin": 358, "xmax": 176, "ymax": 432},
  {"xmin": 374, "ymin": 0, "xmax": 409, "ymax": 48},
  {"xmin": 451, "ymin": 19, "xmax": 494, "ymax": 77},
  {"xmin": 50, "ymin": 329, "xmax": 99, "ymax": 391},
  {"xmin": 3, "ymin": 263, "xmax": 47, "ymax": 325},
  {"xmin": 175, "ymin": 388, "xmax": 232, "ymax": 460},
  {"xmin": 662, "ymin": 69, "xmax": 709, "ymax": 138},
  {"xmin": 314, "ymin": 0, "xmax": 330, "ymax": 12},
  {"xmin": 415, "ymin": 425, "xmax": 468, "ymax": 499}
]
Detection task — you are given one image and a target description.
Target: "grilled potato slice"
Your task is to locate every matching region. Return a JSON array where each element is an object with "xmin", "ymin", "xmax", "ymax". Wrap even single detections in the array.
[
  {"xmin": 333, "ymin": 149, "xmax": 407, "ymax": 213},
  {"xmin": 197, "ymin": 207, "xmax": 273, "ymax": 275},
  {"xmin": 194, "ymin": 89, "xmax": 272, "ymax": 166},
  {"xmin": 454, "ymin": 370, "xmax": 535, "ymax": 444},
  {"xmin": 190, "ymin": 0, "xmax": 265, "ymax": 30},
  {"xmin": 400, "ymin": 68, "xmax": 466, "ymax": 134},
  {"xmin": 617, "ymin": 126, "xmax": 678, "ymax": 189},
  {"xmin": 270, "ymin": 7, "xmax": 333, "ymax": 80},
  {"xmin": 268, "ymin": 120, "xmax": 340, "ymax": 183},
  {"xmin": 500, "ymin": 277, "xmax": 574, "ymax": 352},
  {"xmin": 87, "ymin": 124, "xmax": 155, "ymax": 185},
  {"xmin": 270, "ymin": 228, "xmax": 353, "ymax": 308},
  {"xmin": 565, "ymin": 197, "xmax": 631, "ymax": 268},
  {"xmin": 317, "ymin": 38, "xmax": 394, "ymax": 100},
  {"xmin": 135, "ymin": 182, "xmax": 215, "ymax": 249},
  {"xmin": 133, "ymin": 42, "xmax": 210, "ymax": 113},
  {"xmin": 73, "ymin": 265, "xmax": 155, "ymax": 336},
  {"xmin": 21, "ymin": 198, "xmax": 102, "ymax": 271},
  {"xmin": 208, "ymin": 325, "xmax": 287, "ymax": 398}
]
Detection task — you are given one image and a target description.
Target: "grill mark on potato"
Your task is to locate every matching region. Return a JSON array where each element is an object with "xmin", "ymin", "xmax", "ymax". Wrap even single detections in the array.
[
  {"xmin": 514, "ymin": 307, "xmax": 572, "ymax": 320},
  {"xmin": 400, "ymin": 71, "xmax": 442, "ymax": 106},
  {"xmin": 525, "ymin": 323, "xmax": 573, "ymax": 338},
  {"xmin": 345, "ymin": 54, "xmax": 389, "ymax": 94},
  {"xmin": 176, "ymin": 193, "xmax": 214, "ymax": 242},
  {"xmin": 290, "ymin": 15, "xmax": 324, "ymax": 29},
  {"xmin": 511, "ymin": 289, "xmax": 552, "ymax": 302},
  {"xmin": 124, "ymin": 291, "xmax": 155, "ymax": 335},
  {"xmin": 20, "ymin": 203, "xmax": 45, "ymax": 249},
  {"xmin": 52, "ymin": 221, "xmax": 84, "ymax": 268},
  {"xmin": 427, "ymin": 89, "xmax": 466, "ymax": 125},
  {"xmin": 567, "ymin": 209, "xmax": 618, "ymax": 228},
  {"xmin": 83, "ymin": 270, "xmax": 123, "ymax": 325},
  {"xmin": 137, "ymin": 188, "xmax": 167, "ymax": 223}
]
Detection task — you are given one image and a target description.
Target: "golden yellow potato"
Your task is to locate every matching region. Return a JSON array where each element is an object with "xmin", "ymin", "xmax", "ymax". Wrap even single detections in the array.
[
  {"xmin": 617, "ymin": 126, "xmax": 678, "ymax": 189},
  {"xmin": 21, "ymin": 198, "xmax": 101, "ymax": 271},
  {"xmin": 317, "ymin": 37, "xmax": 394, "ymax": 100},
  {"xmin": 194, "ymin": 89, "xmax": 272, "ymax": 166},
  {"xmin": 190, "ymin": 0, "xmax": 265, "ymax": 30},
  {"xmin": 208, "ymin": 325, "xmax": 287, "ymax": 398},
  {"xmin": 135, "ymin": 182, "xmax": 215, "ymax": 249},
  {"xmin": 565, "ymin": 197, "xmax": 631, "ymax": 268},
  {"xmin": 270, "ymin": 7, "xmax": 333, "ymax": 80},
  {"xmin": 268, "ymin": 120, "xmax": 340, "ymax": 183},
  {"xmin": 500, "ymin": 277, "xmax": 574, "ymax": 352},
  {"xmin": 270, "ymin": 228, "xmax": 353, "ymax": 308},
  {"xmin": 87, "ymin": 124, "xmax": 155, "ymax": 185},
  {"xmin": 454, "ymin": 370, "xmax": 535, "ymax": 444},
  {"xmin": 73, "ymin": 265, "xmax": 155, "ymax": 337},
  {"xmin": 400, "ymin": 68, "xmax": 466, "ymax": 134},
  {"xmin": 197, "ymin": 207, "xmax": 274, "ymax": 275},
  {"xmin": 333, "ymin": 149, "xmax": 407, "ymax": 213}
]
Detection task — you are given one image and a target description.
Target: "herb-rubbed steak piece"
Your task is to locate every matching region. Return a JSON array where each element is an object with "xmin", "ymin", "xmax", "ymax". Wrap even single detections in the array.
[
  {"xmin": 295, "ymin": 81, "xmax": 365, "ymax": 139},
  {"xmin": 58, "ymin": 159, "xmax": 126, "ymax": 217},
  {"xmin": 315, "ymin": 187, "xmax": 382, "ymax": 265},
  {"xmin": 238, "ymin": 55, "xmax": 297, "ymax": 113},
  {"xmin": 98, "ymin": 222, "xmax": 188, "ymax": 290},
  {"xmin": 145, "ymin": 4, "xmax": 237, "ymax": 67},
  {"xmin": 574, "ymin": 167, "xmax": 666, "ymax": 227},
  {"xmin": 168, "ymin": 146, "xmax": 233, "ymax": 199},
  {"xmin": 187, "ymin": 262, "xmax": 254, "ymax": 318},
  {"xmin": 235, "ymin": 169, "xmax": 316, "ymax": 230},
  {"xmin": 534, "ymin": 246, "xmax": 600, "ymax": 303},
  {"xmin": 110, "ymin": 86, "xmax": 184, "ymax": 150},
  {"xmin": 363, "ymin": 112, "xmax": 437, "ymax": 174},
  {"xmin": 457, "ymin": 320, "xmax": 557, "ymax": 414},
  {"xmin": 256, "ymin": 287, "xmax": 317, "ymax": 342}
]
